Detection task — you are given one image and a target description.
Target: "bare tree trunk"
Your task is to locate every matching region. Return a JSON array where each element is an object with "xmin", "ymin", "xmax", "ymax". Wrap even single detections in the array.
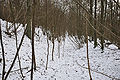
[
  {"xmin": 110, "ymin": 0, "xmax": 113, "ymax": 26},
  {"xmin": 85, "ymin": 13, "xmax": 92, "ymax": 80},
  {"xmin": 52, "ymin": 39, "xmax": 54, "ymax": 61},
  {"xmin": 31, "ymin": 0, "xmax": 36, "ymax": 80},
  {"xmin": 94, "ymin": 0, "xmax": 97, "ymax": 48},
  {"xmin": 89, "ymin": 0, "xmax": 94, "ymax": 41},
  {"xmin": 0, "ymin": 16, "xmax": 6, "ymax": 80},
  {"xmin": 100, "ymin": 0, "xmax": 104, "ymax": 51},
  {"xmin": 45, "ymin": 0, "xmax": 50, "ymax": 70}
]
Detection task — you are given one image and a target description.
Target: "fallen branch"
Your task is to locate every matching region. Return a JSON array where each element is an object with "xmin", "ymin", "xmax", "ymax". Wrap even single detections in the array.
[
  {"xmin": 9, "ymin": 67, "xmax": 29, "ymax": 73},
  {"xmin": 76, "ymin": 61, "xmax": 120, "ymax": 80}
]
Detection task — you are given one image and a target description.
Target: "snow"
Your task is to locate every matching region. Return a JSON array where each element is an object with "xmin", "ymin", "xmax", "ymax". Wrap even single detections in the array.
[{"xmin": 0, "ymin": 19, "xmax": 120, "ymax": 80}]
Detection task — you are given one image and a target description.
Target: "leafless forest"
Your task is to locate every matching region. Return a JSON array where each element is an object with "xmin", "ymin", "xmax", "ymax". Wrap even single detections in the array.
[{"xmin": 0, "ymin": 0, "xmax": 120, "ymax": 80}]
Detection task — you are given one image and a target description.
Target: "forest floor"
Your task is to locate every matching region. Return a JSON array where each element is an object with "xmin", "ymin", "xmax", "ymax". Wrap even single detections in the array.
[{"xmin": 0, "ymin": 19, "xmax": 120, "ymax": 80}]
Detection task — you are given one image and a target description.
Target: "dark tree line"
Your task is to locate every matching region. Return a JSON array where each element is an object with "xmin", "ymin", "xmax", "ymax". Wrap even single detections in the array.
[{"xmin": 0, "ymin": 0, "xmax": 120, "ymax": 49}]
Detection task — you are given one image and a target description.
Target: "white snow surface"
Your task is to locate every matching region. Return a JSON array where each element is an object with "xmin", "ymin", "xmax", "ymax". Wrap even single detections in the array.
[{"xmin": 0, "ymin": 19, "xmax": 120, "ymax": 80}]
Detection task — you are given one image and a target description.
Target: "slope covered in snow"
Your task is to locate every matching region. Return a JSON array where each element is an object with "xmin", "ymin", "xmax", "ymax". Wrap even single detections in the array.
[{"xmin": 0, "ymin": 19, "xmax": 120, "ymax": 80}]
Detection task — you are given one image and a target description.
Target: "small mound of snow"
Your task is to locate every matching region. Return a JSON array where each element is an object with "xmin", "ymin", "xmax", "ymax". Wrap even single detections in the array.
[{"xmin": 108, "ymin": 44, "xmax": 118, "ymax": 49}]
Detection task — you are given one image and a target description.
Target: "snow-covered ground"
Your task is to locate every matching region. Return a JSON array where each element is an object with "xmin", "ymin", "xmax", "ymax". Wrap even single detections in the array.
[{"xmin": 0, "ymin": 19, "xmax": 120, "ymax": 80}]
